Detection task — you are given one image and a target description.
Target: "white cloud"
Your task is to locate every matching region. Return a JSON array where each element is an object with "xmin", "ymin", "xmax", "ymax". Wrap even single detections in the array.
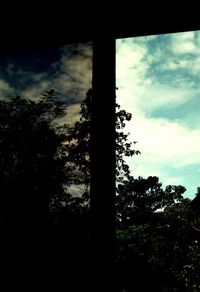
[
  {"xmin": 126, "ymin": 114, "xmax": 200, "ymax": 166},
  {"xmin": 0, "ymin": 79, "xmax": 15, "ymax": 99},
  {"xmin": 63, "ymin": 103, "xmax": 81, "ymax": 125},
  {"xmin": 116, "ymin": 32, "xmax": 200, "ymax": 115},
  {"xmin": 20, "ymin": 43, "xmax": 92, "ymax": 106},
  {"xmin": 170, "ymin": 31, "xmax": 200, "ymax": 55},
  {"xmin": 116, "ymin": 40, "xmax": 199, "ymax": 116},
  {"xmin": 161, "ymin": 56, "xmax": 200, "ymax": 76},
  {"xmin": 21, "ymin": 80, "xmax": 52, "ymax": 100},
  {"xmin": 116, "ymin": 39, "xmax": 149, "ymax": 86},
  {"xmin": 139, "ymin": 31, "xmax": 200, "ymax": 78},
  {"xmin": 116, "ymin": 33, "xmax": 200, "ymax": 198},
  {"xmin": 117, "ymin": 39, "xmax": 147, "ymax": 66},
  {"xmin": 172, "ymin": 41, "xmax": 196, "ymax": 55},
  {"xmin": 117, "ymin": 84, "xmax": 197, "ymax": 117},
  {"xmin": 170, "ymin": 31, "xmax": 198, "ymax": 55},
  {"xmin": 56, "ymin": 43, "xmax": 92, "ymax": 101},
  {"xmin": 123, "ymin": 113, "xmax": 200, "ymax": 198}
]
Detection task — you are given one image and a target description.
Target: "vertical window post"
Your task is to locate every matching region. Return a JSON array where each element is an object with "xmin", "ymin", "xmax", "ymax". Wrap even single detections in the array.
[{"xmin": 90, "ymin": 35, "xmax": 116, "ymax": 289}]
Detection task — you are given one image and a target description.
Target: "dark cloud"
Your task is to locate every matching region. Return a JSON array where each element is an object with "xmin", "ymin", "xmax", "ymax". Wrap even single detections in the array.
[{"xmin": 0, "ymin": 42, "xmax": 92, "ymax": 108}]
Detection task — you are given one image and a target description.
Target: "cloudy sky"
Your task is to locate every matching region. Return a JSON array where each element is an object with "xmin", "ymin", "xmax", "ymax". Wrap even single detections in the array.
[
  {"xmin": 0, "ymin": 43, "xmax": 92, "ymax": 124},
  {"xmin": 0, "ymin": 43, "xmax": 92, "ymax": 198},
  {"xmin": 116, "ymin": 30, "xmax": 200, "ymax": 199}
]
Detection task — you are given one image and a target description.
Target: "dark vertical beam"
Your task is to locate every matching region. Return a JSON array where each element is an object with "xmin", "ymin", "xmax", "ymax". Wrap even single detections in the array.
[{"xmin": 90, "ymin": 36, "xmax": 116, "ymax": 290}]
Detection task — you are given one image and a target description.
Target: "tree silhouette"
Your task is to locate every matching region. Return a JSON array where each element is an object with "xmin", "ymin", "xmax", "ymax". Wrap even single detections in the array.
[
  {"xmin": 0, "ymin": 89, "xmax": 95, "ymax": 289},
  {"xmin": 0, "ymin": 90, "xmax": 70, "ymax": 229},
  {"xmin": 116, "ymin": 176, "xmax": 186, "ymax": 227},
  {"xmin": 2, "ymin": 87, "xmax": 200, "ymax": 291},
  {"xmin": 116, "ymin": 103, "xmax": 140, "ymax": 183},
  {"xmin": 57, "ymin": 89, "xmax": 200, "ymax": 291}
]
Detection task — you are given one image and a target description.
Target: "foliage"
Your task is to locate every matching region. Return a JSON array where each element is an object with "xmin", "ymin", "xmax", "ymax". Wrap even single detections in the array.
[
  {"xmin": 116, "ymin": 185, "xmax": 200, "ymax": 291},
  {"xmin": 116, "ymin": 176, "xmax": 186, "ymax": 227},
  {"xmin": 116, "ymin": 104, "xmax": 140, "ymax": 182},
  {"xmin": 64, "ymin": 89, "xmax": 92, "ymax": 190},
  {"xmin": 0, "ymin": 90, "xmax": 79, "ymax": 227},
  {"xmin": 63, "ymin": 89, "xmax": 200, "ymax": 291},
  {"xmin": 1, "ymin": 87, "xmax": 200, "ymax": 291}
]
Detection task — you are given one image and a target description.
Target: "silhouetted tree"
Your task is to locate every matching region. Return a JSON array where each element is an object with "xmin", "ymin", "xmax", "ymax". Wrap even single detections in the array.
[
  {"xmin": 116, "ymin": 103, "xmax": 140, "ymax": 183},
  {"xmin": 63, "ymin": 89, "xmax": 141, "ymax": 195},
  {"xmin": 0, "ymin": 90, "xmax": 69, "ymax": 229},
  {"xmin": 3, "ymin": 87, "xmax": 200, "ymax": 291},
  {"xmin": 51, "ymin": 89, "xmax": 142, "ymax": 220},
  {"xmin": 63, "ymin": 89, "xmax": 200, "ymax": 291},
  {"xmin": 116, "ymin": 176, "xmax": 189, "ymax": 291},
  {"xmin": 116, "ymin": 176, "xmax": 186, "ymax": 227}
]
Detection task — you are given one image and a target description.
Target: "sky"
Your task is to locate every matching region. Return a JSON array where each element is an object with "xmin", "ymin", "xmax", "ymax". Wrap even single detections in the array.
[
  {"xmin": 116, "ymin": 30, "xmax": 200, "ymax": 199},
  {"xmin": 2, "ymin": 36, "xmax": 200, "ymax": 200},
  {"xmin": 0, "ymin": 43, "xmax": 92, "ymax": 125},
  {"xmin": 0, "ymin": 43, "xmax": 92, "ymax": 197}
]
